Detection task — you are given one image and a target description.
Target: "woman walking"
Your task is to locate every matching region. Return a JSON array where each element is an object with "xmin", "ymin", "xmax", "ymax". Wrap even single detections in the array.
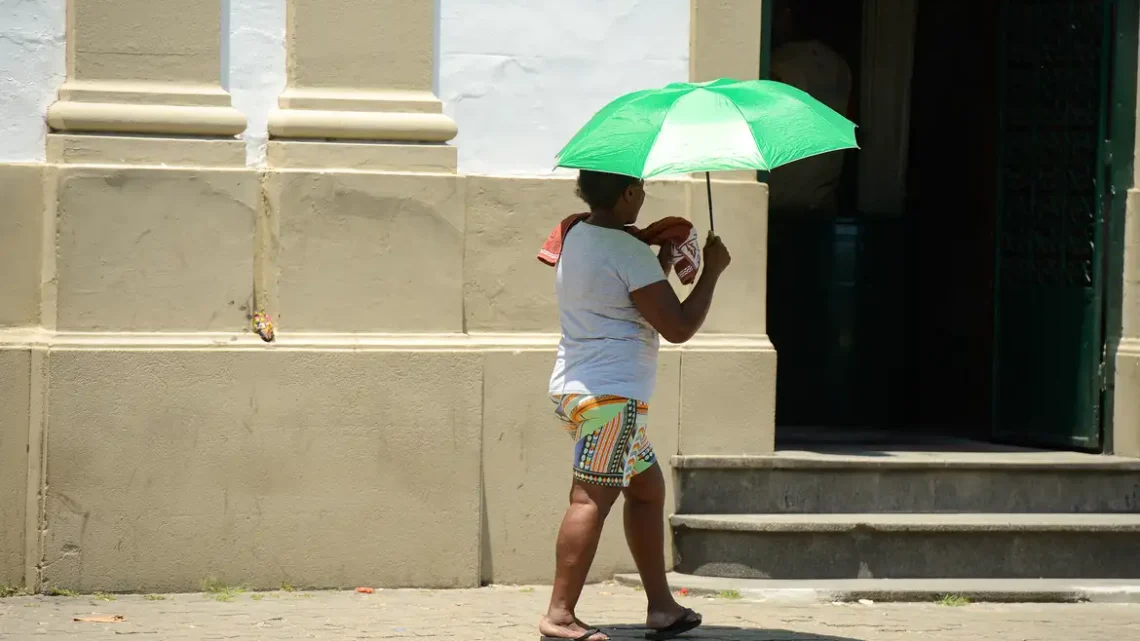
[{"xmin": 538, "ymin": 170, "xmax": 731, "ymax": 641}]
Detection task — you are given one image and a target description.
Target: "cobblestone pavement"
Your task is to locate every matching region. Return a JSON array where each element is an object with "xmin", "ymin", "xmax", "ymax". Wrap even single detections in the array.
[{"xmin": 2, "ymin": 583, "xmax": 1138, "ymax": 640}]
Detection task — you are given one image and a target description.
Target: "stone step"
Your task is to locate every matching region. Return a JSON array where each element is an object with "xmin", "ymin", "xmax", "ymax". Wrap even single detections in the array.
[
  {"xmin": 673, "ymin": 452, "xmax": 1140, "ymax": 514},
  {"xmin": 672, "ymin": 514, "xmax": 1140, "ymax": 580},
  {"xmin": 613, "ymin": 572, "xmax": 1140, "ymax": 603}
]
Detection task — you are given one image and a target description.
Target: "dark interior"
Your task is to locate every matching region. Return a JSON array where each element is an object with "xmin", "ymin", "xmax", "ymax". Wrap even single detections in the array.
[{"xmin": 766, "ymin": 0, "xmax": 1001, "ymax": 443}]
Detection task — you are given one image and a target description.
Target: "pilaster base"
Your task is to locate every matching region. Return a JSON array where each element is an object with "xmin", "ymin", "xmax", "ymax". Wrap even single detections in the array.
[
  {"xmin": 47, "ymin": 82, "xmax": 246, "ymax": 137},
  {"xmin": 268, "ymin": 89, "xmax": 457, "ymax": 142}
]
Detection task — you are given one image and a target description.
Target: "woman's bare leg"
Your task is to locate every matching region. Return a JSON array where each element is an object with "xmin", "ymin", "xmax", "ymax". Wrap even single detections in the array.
[
  {"xmin": 622, "ymin": 463, "xmax": 700, "ymax": 630},
  {"xmin": 540, "ymin": 479, "xmax": 621, "ymax": 640}
]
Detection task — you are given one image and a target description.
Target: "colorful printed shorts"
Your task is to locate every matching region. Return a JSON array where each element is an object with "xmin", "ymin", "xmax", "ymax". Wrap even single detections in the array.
[{"xmin": 552, "ymin": 394, "xmax": 657, "ymax": 487}]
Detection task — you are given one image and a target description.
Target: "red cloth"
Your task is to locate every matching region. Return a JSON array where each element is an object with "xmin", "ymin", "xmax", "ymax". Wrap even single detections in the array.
[{"xmin": 537, "ymin": 214, "xmax": 701, "ymax": 285}]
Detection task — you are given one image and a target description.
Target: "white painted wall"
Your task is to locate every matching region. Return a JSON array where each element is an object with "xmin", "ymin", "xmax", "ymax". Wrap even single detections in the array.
[
  {"xmin": 225, "ymin": 0, "xmax": 286, "ymax": 166},
  {"xmin": 0, "ymin": 0, "xmax": 66, "ymax": 162},
  {"xmin": 0, "ymin": 0, "xmax": 282, "ymax": 165},
  {"xmin": 0, "ymin": 0, "xmax": 689, "ymax": 174},
  {"xmin": 227, "ymin": 0, "xmax": 693, "ymax": 173},
  {"xmin": 438, "ymin": 0, "xmax": 690, "ymax": 176}
]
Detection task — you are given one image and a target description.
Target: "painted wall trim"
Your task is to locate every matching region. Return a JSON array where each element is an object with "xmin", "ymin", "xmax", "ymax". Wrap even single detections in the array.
[
  {"xmin": 267, "ymin": 109, "xmax": 457, "ymax": 142},
  {"xmin": 47, "ymin": 102, "xmax": 246, "ymax": 136},
  {"xmin": 0, "ymin": 330, "xmax": 775, "ymax": 353}
]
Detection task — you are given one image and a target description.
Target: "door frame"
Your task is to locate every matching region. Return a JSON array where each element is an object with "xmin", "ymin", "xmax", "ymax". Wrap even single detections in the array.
[
  {"xmin": 992, "ymin": 0, "xmax": 1138, "ymax": 452},
  {"xmin": 1101, "ymin": 0, "xmax": 1139, "ymax": 454}
]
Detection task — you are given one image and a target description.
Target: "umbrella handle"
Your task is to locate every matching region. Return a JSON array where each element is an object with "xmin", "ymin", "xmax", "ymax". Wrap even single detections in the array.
[{"xmin": 705, "ymin": 172, "xmax": 715, "ymax": 233}]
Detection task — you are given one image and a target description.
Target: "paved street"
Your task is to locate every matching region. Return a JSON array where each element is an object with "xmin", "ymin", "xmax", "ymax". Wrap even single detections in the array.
[{"xmin": 1, "ymin": 583, "xmax": 1138, "ymax": 640}]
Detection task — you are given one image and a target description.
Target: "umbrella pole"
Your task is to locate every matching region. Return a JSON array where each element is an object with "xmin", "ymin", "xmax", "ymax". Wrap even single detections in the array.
[{"xmin": 705, "ymin": 171, "xmax": 715, "ymax": 233}]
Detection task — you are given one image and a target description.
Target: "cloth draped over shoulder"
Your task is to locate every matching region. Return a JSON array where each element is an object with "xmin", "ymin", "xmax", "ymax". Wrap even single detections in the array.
[{"xmin": 537, "ymin": 214, "xmax": 701, "ymax": 285}]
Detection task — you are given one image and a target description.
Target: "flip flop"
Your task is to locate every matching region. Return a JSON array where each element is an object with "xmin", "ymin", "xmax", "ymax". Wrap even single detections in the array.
[
  {"xmin": 540, "ymin": 628, "xmax": 609, "ymax": 641},
  {"xmin": 645, "ymin": 608, "xmax": 702, "ymax": 640}
]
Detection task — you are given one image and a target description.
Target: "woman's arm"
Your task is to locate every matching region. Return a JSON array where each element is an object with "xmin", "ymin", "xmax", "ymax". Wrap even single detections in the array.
[
  {"xmin": 631, "ymin": 233, "xmax": 731, "ymax": 344},
  {"xmin": 630, "ymin": 271, "xmax": 721, "ymax": 344}
]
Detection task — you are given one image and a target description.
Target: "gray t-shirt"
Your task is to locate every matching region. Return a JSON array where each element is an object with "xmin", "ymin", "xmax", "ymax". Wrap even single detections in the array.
[{"xmin": 548, "ymin": 222, "xmax": 667, "ymax": 402}]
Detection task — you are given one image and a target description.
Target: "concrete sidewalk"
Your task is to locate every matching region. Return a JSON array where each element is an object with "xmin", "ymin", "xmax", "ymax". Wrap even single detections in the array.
[
  {"xmin": 1, "ymin": 583, "xmax": 1137, "ymax": 640},
  {"xmin": 615, "ymin": 573, "xmax": 1140, "ymax": 604}
]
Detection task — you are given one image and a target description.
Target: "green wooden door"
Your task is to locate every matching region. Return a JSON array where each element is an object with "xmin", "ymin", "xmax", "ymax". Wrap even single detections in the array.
[{"xmin": 993, "ymin": 0, "xmax": 1116, "ymax": 449}]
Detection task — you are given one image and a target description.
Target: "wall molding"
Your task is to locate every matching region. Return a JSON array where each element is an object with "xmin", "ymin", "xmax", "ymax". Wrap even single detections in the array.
[{"xmin": 0, "ymin": 330, "xmax": 775, "ymax": 353}]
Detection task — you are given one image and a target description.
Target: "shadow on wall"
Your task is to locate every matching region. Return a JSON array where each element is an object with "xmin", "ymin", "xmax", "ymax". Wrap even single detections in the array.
[{"xmin": 593, "ymin": 624, "xmax": 865, "ymax": 640}]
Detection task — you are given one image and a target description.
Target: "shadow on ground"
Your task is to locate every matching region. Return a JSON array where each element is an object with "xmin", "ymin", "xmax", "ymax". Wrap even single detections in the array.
[{"xmin": 595, "ymin": 623, "xmax": 863, "ymax": 640}]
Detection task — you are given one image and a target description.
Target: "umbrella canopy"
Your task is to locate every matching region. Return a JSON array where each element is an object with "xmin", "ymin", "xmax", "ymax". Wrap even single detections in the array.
[{"xmin": 555, "ymin": 78, "xmax": 858, "ymax": 179}]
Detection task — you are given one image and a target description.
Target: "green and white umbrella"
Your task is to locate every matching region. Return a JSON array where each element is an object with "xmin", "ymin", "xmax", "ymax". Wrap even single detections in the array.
[{"xmin": 555, "ymin": 78, "xmax": 858, "ymax": 229}]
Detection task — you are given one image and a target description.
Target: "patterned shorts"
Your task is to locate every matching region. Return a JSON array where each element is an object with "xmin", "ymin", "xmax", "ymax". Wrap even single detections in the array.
[{"xmin": 552, "ymin": 394, "xmax": 657, "ymax": 488}]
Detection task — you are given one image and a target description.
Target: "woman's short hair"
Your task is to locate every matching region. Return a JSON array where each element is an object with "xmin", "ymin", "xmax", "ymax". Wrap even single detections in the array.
[{"xmin": 575, "ymin": 170, "xmax": 640, "ymax": 210}]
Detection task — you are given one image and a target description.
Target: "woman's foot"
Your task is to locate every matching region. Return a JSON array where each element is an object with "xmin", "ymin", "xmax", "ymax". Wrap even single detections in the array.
[
  {"xmin": 645, "ymin": 603, "xmax": 702, "ymax": 640},
  {"xmin": 539, "ymin": 614, "xmax": 610, "ymax": 641}
]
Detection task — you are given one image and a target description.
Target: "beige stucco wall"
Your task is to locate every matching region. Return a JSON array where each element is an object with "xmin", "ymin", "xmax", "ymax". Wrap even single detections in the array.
[
  {"xmin": 55, "ymin": 168, "xmax": 258, "ymax": 332},
  {"xmin": 690, "ymin": 0, "xmax": 764, "ymax": 84},
  {"xmin": 0, "ymin": 165, "xmax": 46, "ymax": 328},
  {"xmin": 0, "ymin": 0, "xmax": 773, "ymax": 592},
  {"xmin": 266, "ymin": 171, "xmax": 466, "ymax": 332},
  {"xmin": 0, "ymin": 349, "xmax": 31, "ymax": 587},
  {"xmin": 0, "ymin": 164, "xmax": 49, "ymax": 589},
  {"xmin": 48, "ymin": 0, "xmax": 245, "ymax": 137},
  {"xmin": 1110, "ymin": 33, "xmax": 1140, "ymax": 458},
  {"xmin": 463, "ymin": 176, "xmax": 692, "ymax": 333},
  {"xmin": 40, "ymin": 348, "xmax": 483, "ymax": 592},
  {"xmin": 1113, "ymin": 188, "xmax": 1140, "ymax": 458},
  {"xmin": 0, "ymin": 159, "xmax": 772, "ymax": 591},
  {"xmin": 1114, "ymin": 345, "xmax": 1140, "ymax": 458}
]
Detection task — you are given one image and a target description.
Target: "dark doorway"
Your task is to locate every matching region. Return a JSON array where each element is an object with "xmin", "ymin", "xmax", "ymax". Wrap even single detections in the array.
[
  {"xmin": 765, "ymin": 0, "xmax": 1130, "ymax": 450},
  {"xmin": 903, "ymin": 0, "xmax": 1000, "ymax": 441}
]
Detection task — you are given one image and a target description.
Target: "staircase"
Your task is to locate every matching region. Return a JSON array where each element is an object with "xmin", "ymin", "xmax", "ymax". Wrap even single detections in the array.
[{"xmin": 618, "ymin": 447, "xmax": 1140, "ymax": 600}]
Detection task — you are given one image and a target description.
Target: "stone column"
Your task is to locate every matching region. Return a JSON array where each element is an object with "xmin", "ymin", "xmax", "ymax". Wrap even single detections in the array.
[
  {"xmin": 1118, "ymin": 188, "xmax": 1140, "ymax": 457},
  {"xmin": 690, "ymin": 0, "xmax": 762, "ymax": 186},
  {"xmin": 46, "ymin": 0, "xmax": 245, "ymax": 137},
  {"xmin": 1107, "ymin": 27, "xmax": 1140, "ymax": 457},
  {"xmin": 268, "ymin": 0, "xmax": 456, "ymax": 144},
  {"xmin": 681, "ymin": 0, "xmax": 775, "ymax": 454},
  {"xmin": 690, "ymin": 0, "xmax": 764, "ymax": 83}
]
